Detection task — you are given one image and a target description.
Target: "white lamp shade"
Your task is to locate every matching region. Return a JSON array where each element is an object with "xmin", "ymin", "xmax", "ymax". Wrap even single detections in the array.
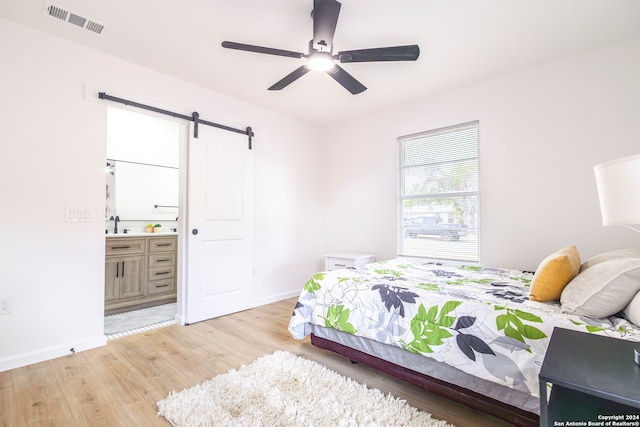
[{"xmin": 594, "ymin": 153, "xmax": 640, "ymax": 226}]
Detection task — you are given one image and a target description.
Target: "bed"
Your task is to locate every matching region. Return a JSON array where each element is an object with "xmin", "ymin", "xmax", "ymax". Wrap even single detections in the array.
[{"xmin": 288, "ymin": 250, "xmax": 640, "ymax": 426}]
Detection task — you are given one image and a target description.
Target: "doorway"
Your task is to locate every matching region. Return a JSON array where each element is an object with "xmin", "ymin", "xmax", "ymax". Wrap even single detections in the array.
[
  {"xmin": 104, "ymin": 106, "xmax": 185, "ymax": 336},
  {"xmin": 102, "ymin": 96, "xmax": 256, "ymax": 333}
]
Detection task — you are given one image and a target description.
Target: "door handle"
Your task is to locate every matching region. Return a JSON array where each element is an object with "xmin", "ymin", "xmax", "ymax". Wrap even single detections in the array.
[{"xmin": 192, "ymin": 229, "xmax": 198, "ymax": 235}]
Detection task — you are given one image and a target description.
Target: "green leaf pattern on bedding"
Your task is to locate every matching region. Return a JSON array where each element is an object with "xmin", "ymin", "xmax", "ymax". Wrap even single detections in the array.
[
  {"xmin": 403, "ymin": 301, "xmax": 461, "ymax": 353},
  {"xmin": 288, "ymin": 258, "xmax": 640, "ymax": 398},
  {"xmin": 303, "ymin": 272, "xmax": 325, "ymax": 293},
  {"xmin": 321, "ymin": 304, "xmax": 357, "ymax": 334},
  {"xmin": 495, "ymin": 305, "xmax": 547, "ymax": 346},
  {"xmin": 416, "ymin": 283, "xmax": 440, "ymax": 292}
]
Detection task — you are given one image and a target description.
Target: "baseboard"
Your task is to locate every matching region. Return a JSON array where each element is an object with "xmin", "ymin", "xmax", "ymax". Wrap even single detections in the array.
[
  {"xmin": 0, "ymin": 335, "xmax": 107, "ymax": 372},
  {"xmin": 252, "ymin": 290, "xmax": 301, "ymax": 308},
  {"xmin": 172, "ymin": 291, "xmax": 299, "ymax": 326},
  {"xmin": 174, "ymin": 312, "xmax": 186, "ymax": 326}
]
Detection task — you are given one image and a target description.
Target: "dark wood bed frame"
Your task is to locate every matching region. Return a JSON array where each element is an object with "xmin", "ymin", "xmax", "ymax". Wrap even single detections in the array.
[{"xmin": 311, "ymin": 334, "xmax": 539, "ymax": 427}]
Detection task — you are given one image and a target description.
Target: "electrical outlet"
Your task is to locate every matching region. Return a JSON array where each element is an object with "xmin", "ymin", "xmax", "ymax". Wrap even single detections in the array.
[{"xmin": 0, "ymin": 297, "xmax": 12, "ymax": 314}]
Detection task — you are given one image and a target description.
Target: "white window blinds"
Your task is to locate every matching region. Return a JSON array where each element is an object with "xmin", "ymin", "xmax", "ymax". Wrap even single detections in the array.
[{"xmin": 398, "ymin": 121, "xmax": 479, "ymax": 262}]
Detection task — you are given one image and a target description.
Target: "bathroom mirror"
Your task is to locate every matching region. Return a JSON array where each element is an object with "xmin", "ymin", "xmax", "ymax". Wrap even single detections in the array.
[
  {"xmin": 106, "ymin": 159, "xmax": 179, "ymax": 221},
  {"xmin": 106, "ymin": 106, "xmax": 182, "ymax": 222}
]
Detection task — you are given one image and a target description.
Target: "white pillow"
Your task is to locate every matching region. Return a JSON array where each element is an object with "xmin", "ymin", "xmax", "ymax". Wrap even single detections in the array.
[
  {"xmin": 579, "ymin": 248, "xmax": 640, "ymax": 272},
  {"xmin": 623, "ymin": 291, "xmax": 640, "ymax": 326},
  {"xmin": 560, "ymin": 256, "xmax": 640, "ymax": 318}
]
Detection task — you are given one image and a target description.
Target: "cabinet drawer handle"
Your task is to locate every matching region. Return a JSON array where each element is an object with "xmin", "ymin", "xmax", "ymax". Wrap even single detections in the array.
[
  {"xmin": 155, "ymin": 258, "xmax": 171, "ymax": 262},
  {"xmin": 155, "ymin": 271, "xmax": 170, "ymax": 275},
  {"xmin": 111, "ymin": 245, "xmax": 131, "ymax": 249},
  {"xmin": 156, "ymin": 243, "xmax": 171, "ymax": 247},
  {"xmin": 116, "ymin": 262, "xmax": 119, "ymax": 278},
  {"xmin": 122, "ymin": 261, "xmax": 125, "ymax": 275},
  {"xmin": 334, "ymin": 263, "xmax": 346, "ymax": 267},
  {"xmin": 156, "ymin": 284, "xmax": 170, "ymax": 288}
]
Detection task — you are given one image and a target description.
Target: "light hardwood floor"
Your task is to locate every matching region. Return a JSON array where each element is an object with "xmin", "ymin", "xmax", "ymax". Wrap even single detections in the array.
[{"xmin": 0, "ymin": 297, "xmax": 513, "ymax": 426}]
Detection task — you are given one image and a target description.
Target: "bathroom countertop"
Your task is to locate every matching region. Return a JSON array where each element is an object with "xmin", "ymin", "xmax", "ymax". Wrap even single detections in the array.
[{"xmin": 106, "ymin": 232, "xmax": 178, "ymax": 238}]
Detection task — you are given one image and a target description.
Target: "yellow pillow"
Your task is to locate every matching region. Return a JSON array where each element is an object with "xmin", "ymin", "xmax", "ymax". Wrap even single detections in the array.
[{"xmin": 529, "ymin": 245, "xmax": 581, "ymax": 302}]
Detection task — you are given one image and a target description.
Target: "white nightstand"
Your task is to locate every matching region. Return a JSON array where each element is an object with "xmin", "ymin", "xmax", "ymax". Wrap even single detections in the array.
[{"xmin": 324, "ymin": 252, "xmax": 375, "ymax": 271}]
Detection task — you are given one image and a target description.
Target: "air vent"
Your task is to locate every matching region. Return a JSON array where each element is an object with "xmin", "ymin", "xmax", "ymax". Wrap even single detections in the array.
[
  {"xmin": 47, "ymin": 5, "xmax": 68, "ymax": 21},
  {"xmin": 44, "ymin": 2, "xmax": 104, "ymax": 35},
  {"xmin": 68, "ymin": 13, "xmax": 86, "ymax": 28},
  {"xmin": 85, "ymin": 21, "xmax": 104, "ymax": 34}
]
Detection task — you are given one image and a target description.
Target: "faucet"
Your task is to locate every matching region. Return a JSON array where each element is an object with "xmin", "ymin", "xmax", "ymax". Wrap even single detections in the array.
[{"xmin": 113, "ymin": 215, "xmax": 120, "ymax": 234}]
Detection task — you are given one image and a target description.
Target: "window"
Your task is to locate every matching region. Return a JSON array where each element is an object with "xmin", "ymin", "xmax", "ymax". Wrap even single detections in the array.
[{"xmin": 398, "ymin": 121, "xmax": 479, "ymax": 262}]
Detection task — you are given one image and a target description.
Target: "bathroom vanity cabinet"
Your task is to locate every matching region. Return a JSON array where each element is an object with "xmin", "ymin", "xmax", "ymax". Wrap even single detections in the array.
[{"xmin": 105, "ymin": 234, "xmax": 177, "ymax": 315}]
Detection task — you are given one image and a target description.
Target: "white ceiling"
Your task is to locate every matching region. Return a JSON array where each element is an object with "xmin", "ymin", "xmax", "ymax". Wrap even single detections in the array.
[{"xmin": 2, "ymin": 0, "xmax": 640, "ymax": 126}]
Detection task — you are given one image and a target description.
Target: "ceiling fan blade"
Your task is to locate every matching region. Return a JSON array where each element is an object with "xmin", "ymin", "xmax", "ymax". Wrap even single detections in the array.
[
  {"xmin": 312, "ymin": 0, "xmax": 341, "ymax": 52},
  {"xmin": 268, "ymin": 66, "xmax": 310, "ymax": 91},
  {"xmin": 222, "ymin": 41, "xmax": 305, "ymax": 59},
  {"xmin": 326, "ymin": 65, "xmax": 367, "ymax": 94},
  {"xmin": 338, "ymin": 45, "xmax": 420, "ymax": 63}
]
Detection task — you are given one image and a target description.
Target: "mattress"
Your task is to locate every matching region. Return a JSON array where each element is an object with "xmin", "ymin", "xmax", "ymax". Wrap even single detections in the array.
[{"xmin": 288, "ymin": 258, "xmax": 640, "ymax": 414}]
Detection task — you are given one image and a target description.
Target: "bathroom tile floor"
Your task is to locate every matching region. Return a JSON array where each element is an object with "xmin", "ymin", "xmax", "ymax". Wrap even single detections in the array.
[{"xmin": 104, "ymin": 302, "xmax": 176, "ymax": 339}]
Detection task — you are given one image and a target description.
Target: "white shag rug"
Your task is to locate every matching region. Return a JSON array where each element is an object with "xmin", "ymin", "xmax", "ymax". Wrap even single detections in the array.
[{"xmin": 157, "ymin": 351, "xmax": 454, "ymax": 427}]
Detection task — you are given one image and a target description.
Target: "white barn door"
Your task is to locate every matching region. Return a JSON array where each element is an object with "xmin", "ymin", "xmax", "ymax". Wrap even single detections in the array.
[{"xmin": 184, "ymin": 122, "xmax": 254, "ymax": 324}]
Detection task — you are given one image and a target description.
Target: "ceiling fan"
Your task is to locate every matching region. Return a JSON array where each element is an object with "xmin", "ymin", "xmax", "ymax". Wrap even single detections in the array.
[{"xmin": 221, "ymin": 0, "xmax": 420, "ymax": 95}]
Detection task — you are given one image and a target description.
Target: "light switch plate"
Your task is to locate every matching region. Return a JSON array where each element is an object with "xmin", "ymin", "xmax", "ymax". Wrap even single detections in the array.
[{"xmin": 66, "ymin": 207, "xmax": 92, "ymax": 223}]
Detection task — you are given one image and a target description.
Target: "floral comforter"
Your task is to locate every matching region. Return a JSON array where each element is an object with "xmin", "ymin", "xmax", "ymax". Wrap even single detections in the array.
[{"xmin": 288, "ymin": 258, "xmax": 640, "ymax": 398}]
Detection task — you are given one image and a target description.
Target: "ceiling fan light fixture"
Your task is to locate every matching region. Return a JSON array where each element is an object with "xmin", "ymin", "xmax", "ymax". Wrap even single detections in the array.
[
  {"xmin": 221, "ymin": 0, "xmax": 419, "ymax": 93},
  {"xmin": 307, "ymin": 52, "xmax": 335, "ymax": 71}
]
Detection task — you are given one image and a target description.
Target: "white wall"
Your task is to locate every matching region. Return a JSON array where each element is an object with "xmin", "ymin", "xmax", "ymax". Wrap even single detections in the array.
[
  {"xmin": 0, "ymin": 18, "xmax": 323, "ymax": 371},
  {"xmin": 3, "ymin": 14, "xmax": 639, "ymax": 371},
  {"xmin": 321, "ymin": 36, "xmax": 640, "ymax": 271}
]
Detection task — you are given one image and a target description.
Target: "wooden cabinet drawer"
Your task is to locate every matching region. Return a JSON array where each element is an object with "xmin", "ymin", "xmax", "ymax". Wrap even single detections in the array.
[
  {"xmin": 149, "ymin": 237, "xmax": 177, "ymax": 252},
  {"xmin": 148, "ymin": 278, "xmax": 176, "ymax": 295},
  {"xmin": 106, "ymin": 238, "xmax": 146, "ymax": 255},
  {"xmin": 149, "ymin": 253, "xmax": 176, "ymax": 267},
  {"xmin": 149, "ymin": 266, "xmax": 175, "ymax": 280}
]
